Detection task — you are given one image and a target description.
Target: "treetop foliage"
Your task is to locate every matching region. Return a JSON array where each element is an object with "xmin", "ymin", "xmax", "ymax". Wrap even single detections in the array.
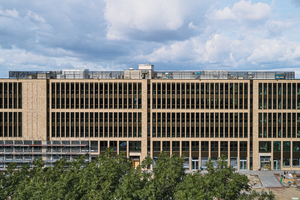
[{"xmin": 0, "ymin": 149, "xmax": 274, "ymax": 200}]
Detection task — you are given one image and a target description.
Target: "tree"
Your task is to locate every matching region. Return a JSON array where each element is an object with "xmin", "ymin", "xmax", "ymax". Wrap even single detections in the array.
[
  {"xmin": 201, "ymin": 155, "xmax": 250, "ymax": 199},
  {"xmin": 0, "ymin": 151, "xmax": 275, "ymax": 200},
  {"xmin": 142, "ymin": 151, "xmax": 186, "ymax": 200},
  {"xmin": 174, "ymin": 171, "xmax": 206, "ymax": 199},
  {"xmin": 175, "ymin": 155, "xmax": 275, "ymax": 200},
  {"xmin": 79, "ymin": 149, "xmax": 132, "ymax": 199},
  {"xmin": 114, "ymin": 151, "xmax": 186, "ymax": 200},
  {"xmin": 114, "ymin": 156, "xmax": 152, "ymax": 200},
  {"xmin": 0, "ymin": 162, "xmax": 31, "ymax": 200},
  {"xmin": 10, "ymin": 148, "xmax": 133, "ymax": 200}
]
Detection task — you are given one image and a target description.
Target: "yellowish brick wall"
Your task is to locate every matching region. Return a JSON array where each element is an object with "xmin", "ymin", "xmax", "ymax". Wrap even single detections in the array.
[{"xmin": 22, "ymin": 80, "xmax": 47, "ymax": 141}]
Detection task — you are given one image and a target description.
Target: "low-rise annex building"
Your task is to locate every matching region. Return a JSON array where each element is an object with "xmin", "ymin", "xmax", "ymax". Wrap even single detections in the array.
[{"xmin": 0, "ymin": 64, "xmax": 299, "ymax": 171}]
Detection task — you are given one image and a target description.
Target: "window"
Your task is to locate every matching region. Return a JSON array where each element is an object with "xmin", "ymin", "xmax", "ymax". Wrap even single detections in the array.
[
  {"xmin": 182, "ymin": 141, "xmax": 189, "ymax": 152},
  {"xmin": 162, "ymin": 141, "xmax": 170, "ymax": 151},
  {"xmin": 293, "ymin": 141, "xmax": 300, "ymax": 167},
  {"xmin": 191, "ymin": 141, "xmax": 199, "ymax": 151},
  {"xmin": 109, "ymin": 141, "xmax": 117, "ymax": 151},
  {"xmin": 273, "ymin": 141, "xmax": 281, "ymax": 151},
  {"xmin": 283, "ymin": 141, "xmax": 290, "ymax": 167},
  {"xmin": 119, "ymin": 141, "xmax": 127, "ymax": 152},
  {"xmin": 129, "ymin": 141, "xmax": 141, "ymax": 152},
  {"xmin": 100, "ymin": 141, "xmax": 108, "ymax": 151},
  {"xmin": 91, "ymin": 141, "xmax": 98, "ymax": 152},
  {"xmin": 152, "ymin": 141, "xmax": 161, "ymax": 151},
  {"xmin": 259, "ymin": 141, "xmax": 271, "ymax": 153},
  {"xmin": 172, "ymin": 141, "xmax": 180, "ymax": 151},
  {"xmin": 211, "ymin": 141, "xmax": 218, "ymax": 152}
]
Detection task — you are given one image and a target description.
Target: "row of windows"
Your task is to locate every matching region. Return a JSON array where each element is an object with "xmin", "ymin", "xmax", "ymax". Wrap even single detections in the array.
[
  {"xmin": 258, "ymin": 83, "xmax": 300, "ymax": 109},
  {"xmin": 51, "ymin": 97, "xmax": 142, "ymax": 109},
  {"xmin": 259, "ymin": 141, "xmax": 300, "ymax": 167},
  {"xmin": 0, "ymin": 141, "xmax": 141, "ymax": 164},
  {"xmin": 100, "ymin": 141, "xmax": 141, "ymax": 152},
  {"xmin": 0, "ymin": 155, "xmax": 91, "ymax": 168},
  {"xmin": 50, "ymin": 112, "xmax": 142, "ymax": 138},
  {"xmin": 152, "ymin": 141, "xmax": 247, "ymax": 152},
  {"xmin": 0, "ymin": 82, "xmax": 22, "ymax": 109},
  {"xmin": 51, "ymin": 112, "xmax": 142, "ymax": 123},
  {"xmin": 151, "ymin": 82, "xmax": 250, "ymax": 95},
  {"xmin": 258, "ymin": 97, "xmax": 300, "ymax": 110},
  {"xmin": 151, "ymin": 97, "xmax": 249, "ymax": 110},
  {"xmin": 151, "ymin": 112, "xmax": 250, "ymax": 138},
  {"xmin": 51, "ymin": 82, "xmax": 142, "ymax": 95},
  {"xmin": 0, "ymin": 140, "xmax": 41, "ymax": 145},
  {"xmin": 151, "ymin": 82, "xmax": 250, "ymax": 110},
  {"xmin": 0, "ymin": 140, "xmax": 92, "ymax": 153},
  {"xmin": 259, "ymin": 141, "xmax": 299, "ymax": 152},
  {"xmin": 258, "ymin": 113, "xmax": 300, "ymax": 138},
  {"xmin": 151, "ymin": 141, "xmax": 248, "ymax": 160},
  {"xmin": 0, "ymin": 156, "xmax": 89, "ymax": 168},
  {"xmin": 0, "ymin": 112, "xmax": 22, "ymax": 137},
  {"xmin": 50, "ymin": 82, "xmax": 142, "ymax": 109},
  {"xmin": 0, "ymin": 140, "xmax": 141, "ymax": 153},
  {"xmin": 0, "ymin": 155, "xmax": 45, "ymax": 162}
]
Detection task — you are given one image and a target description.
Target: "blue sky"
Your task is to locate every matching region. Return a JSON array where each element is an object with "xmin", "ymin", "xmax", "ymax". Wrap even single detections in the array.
[{"xmin": 0, "ymin": 0, "xmax": 300, "ymax": 77}]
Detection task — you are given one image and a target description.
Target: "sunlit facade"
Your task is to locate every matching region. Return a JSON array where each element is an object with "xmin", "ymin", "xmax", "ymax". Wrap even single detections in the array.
[{"xmin": 1, "ymin": 64, "xmax": 299, "ymax": 171}]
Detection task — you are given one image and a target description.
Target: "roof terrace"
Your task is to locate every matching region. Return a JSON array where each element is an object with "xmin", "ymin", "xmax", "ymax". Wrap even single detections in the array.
[{"xmin": 8, "ymin": 64, "xmax": 295, "ymax": 80}]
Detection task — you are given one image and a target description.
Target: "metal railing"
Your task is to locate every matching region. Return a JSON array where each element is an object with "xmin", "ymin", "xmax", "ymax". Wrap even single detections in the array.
[{"xmin": 8, "ymin": 70, "xmax": 295, "ymax": 80}]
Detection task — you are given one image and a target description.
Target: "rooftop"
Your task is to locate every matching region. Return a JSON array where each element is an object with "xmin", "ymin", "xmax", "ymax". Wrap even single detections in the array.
[{"xmin": 8, "ymin": 64, "xmax": 295, "ymax": 80}]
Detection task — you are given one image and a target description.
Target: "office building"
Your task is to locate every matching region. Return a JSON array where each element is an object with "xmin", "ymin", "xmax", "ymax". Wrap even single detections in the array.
[{"xmin": 0, "ymin": 64, "xmax": 299, "ymax": 171}]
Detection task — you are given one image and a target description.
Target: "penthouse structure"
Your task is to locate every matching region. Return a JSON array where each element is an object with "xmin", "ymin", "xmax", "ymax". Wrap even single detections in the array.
[{"xmin": 0, "ymin": 64, "xmax": 299, "ymax": 171}]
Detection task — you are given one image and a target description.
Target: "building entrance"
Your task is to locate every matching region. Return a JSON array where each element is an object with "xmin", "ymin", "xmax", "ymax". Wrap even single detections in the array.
[
  {"xmin": 191, "ymin": 158, "xmax": 199, "ymax": 170},
  {"xmin": 240, "ymin": 160, "xmax": 247, "ymax": 170},
  {"xmin": 130, "ymin": 156, "xmax": 140, "ymax": 168},
  {"xmin": 260, "ymin": 156, "xmax": 271, "ymax": 170},
  {"xmin": 273, "ymin": 160, "xmax": 281, "ymax": 170}
]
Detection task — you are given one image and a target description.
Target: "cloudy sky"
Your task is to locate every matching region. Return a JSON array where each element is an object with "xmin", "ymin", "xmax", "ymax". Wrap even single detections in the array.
[{"xmin": 0, "ymin": 0, "xmax": 300, "ymax": 77}]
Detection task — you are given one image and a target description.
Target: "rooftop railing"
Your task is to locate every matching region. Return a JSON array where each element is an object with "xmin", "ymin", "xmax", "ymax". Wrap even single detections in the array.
[{"xmin": 8, "ymin": 70, "xmax": 295, "ymax": 80}]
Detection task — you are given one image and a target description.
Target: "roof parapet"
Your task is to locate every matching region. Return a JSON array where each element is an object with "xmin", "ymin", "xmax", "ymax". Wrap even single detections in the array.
[{"xmin": 7, "ymin": 64, "xmax": 295, "ymax": 80}]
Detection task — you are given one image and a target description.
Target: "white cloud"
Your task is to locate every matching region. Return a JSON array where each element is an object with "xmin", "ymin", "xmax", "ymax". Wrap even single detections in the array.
[
  {"xmin": 232, "ymin": 0, "xmax": 271, "ymax": 21},
  {"xmin": 211, "ymin": 7, "xmax": 236, "ymax": 20},
  {"xmin": 3, "ymin": 50, "xmax": 57, "ymax": 66},
  {"xmin": 0, "ymin": 47, "xmax": 78, "ymax": 74},
  {"xmin": 210, "ymin": 0, "xmax": 271, "ymax": 22},
  {"xmin": 0, "ymin": 7, "xmax": 19, "ymax": 18},
  {"xmin": 104, "ymin": 0, "xmax": 212, "ymax": 40},
  {"xmin": 293, "ymin": 46, "xmax": 300, "ymax": 59},
  {"xmin": 104, "ymin": 0, "xmax": 183, "ymax": 39},
  {"xmin": 202, "ymin": 34, "xmax": 232, "ymax": 63},
  {"xmin": 267, "ymin": 20, "xmax": 294, "ymax": 37},
  {"xmin": 136, "ymin": 34, "xmax": 240, "ymax": 65},
  {"xmin": 135, "ymin": 39, "xmax": 196, "ymax": 63},
  {"xmin": 247, "ymin": 37, "xmax": 299, "ymax": 63},
  {"xmin": 136, "ymin": 33, "xmax": 300, "ymax": 69},
  {"xmin": 0, "ymin": 0, "xmax": 299, "ymax": 77},
  {"xmin": 26, "ymin": 11, "xmax": 46, "ymax": 23},
  {"xmin": 188, "ymin": 21, "xmax": 197, "ymax": 29}
]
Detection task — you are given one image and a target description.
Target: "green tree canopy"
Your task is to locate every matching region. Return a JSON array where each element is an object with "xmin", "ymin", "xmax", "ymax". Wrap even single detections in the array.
[
  {"xmin": 0, "ymin": 151, "xmax": 275, "ymax": 200},
  {"xmin": 175, "ymin": 155, "xmax": 275, "ymax": 200}
]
